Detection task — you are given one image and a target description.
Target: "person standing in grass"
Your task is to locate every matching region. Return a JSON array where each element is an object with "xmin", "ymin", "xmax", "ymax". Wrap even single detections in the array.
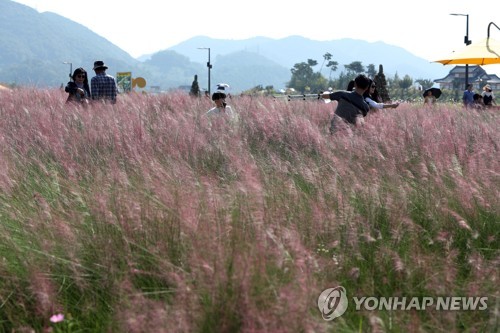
[
  {"xmin": 481, "ymin": 84, "xmax": 496, "ymax": 107},
  {"xmin": 423, "ymin": 90, "xmax": 437, "ymax": 106},
  {"xmin": 90, "ymin": 60, "xmax": 118, "ymax": 104},
  {"xmin": 321, "ymin": 74, "xmax": 371, "ymax": 133},
  {"xmin": 65, "ymin": 67, "xmax": 90, "ymax": 105},
  {"xmin": 206, "ymin": 91, "xmax": 234, "ymax": 117},
  {"xmin": 462, "ymin": 84, "xmax": 475, "ymax": 108},
  {"xmin": 364, "ymin": 80, "xmax": 399, "ymax": 111}
]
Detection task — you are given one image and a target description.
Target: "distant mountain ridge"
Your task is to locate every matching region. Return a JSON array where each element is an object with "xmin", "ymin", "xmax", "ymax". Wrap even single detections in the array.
[
  {"xmin": 0, "ymin": 0, "xmax": 139, "ymax": 86},
  {"xmin": 164, "ymin": 35, "xmax": 449, "ymax": 82},
  {"xmin": 1, "ymin": 0, "xmax": 449, "ymax": 92}
]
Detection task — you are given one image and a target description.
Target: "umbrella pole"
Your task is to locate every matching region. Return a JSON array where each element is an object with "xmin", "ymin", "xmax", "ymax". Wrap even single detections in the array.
[{"xmin": 465, "ymin": 64, "xmax": 469, "ymax": 88}]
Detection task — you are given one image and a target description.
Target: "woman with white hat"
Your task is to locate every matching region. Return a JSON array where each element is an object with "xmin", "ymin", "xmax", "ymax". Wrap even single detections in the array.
[{"xmin": 481, "ymin": 84, "xmax": 496, "ymax": 107}]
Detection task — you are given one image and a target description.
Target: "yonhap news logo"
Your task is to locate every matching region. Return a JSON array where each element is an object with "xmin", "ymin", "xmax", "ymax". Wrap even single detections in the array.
[
  {"xmin": 318, "ymin": 286, "xmax": 488, "ymax": 321},
  {"xmin": 317, "ymin": 286, "xmax": 348, "ymax": 320}
]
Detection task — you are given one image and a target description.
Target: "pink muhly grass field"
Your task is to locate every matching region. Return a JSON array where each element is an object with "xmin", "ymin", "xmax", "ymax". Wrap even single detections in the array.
[{"xmin": 0, "ymin": 88, "xmax": 498, "ymax": 332}]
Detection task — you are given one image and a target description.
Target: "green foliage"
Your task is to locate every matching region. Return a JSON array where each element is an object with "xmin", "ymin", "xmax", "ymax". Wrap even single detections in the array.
[
  {"xmin": 48, "ymin": 314, "xmax": 82, "ymax": 333},
  {"xmin": 288, "ymin": 61, "xmax": 313, "ymax": 93},
  {"xmin": 287, "ymin": 57, "xmax": 431, "ymax": 102},
  {"xmin": 416, "ymin": 78, "xmax": 435, "ymax": 90},
  {"xmin": 190, "ymin": 74, "xmax": 201, "ymax": 97},
  {"xmin": 332, "ymin": 71, "xmax": 357, "ymax": 90},
  {"xmin": 288, "ymin": 59, "xmax": 328, "ymax": 93},
  {"xmin": 319, "ymin": 52, "xmax": 335, "ymax": 78},
  {"xmin": 343, "ymin": 61, "xmax": 365, "ymax": 74},
  {"xmin": 366, "ymin": 64, "xmax": 377, "ymax": 78},
  {"xmin": 398, "ymin": 74, "xmax": 414, "ymax": 90},
  {"xmin": 326, "ymin": 60, "xmax": 339, "ymax": 81},
  {"xmin": 374, "ymin": 64, "xmax": 390, "ymax": 102}
]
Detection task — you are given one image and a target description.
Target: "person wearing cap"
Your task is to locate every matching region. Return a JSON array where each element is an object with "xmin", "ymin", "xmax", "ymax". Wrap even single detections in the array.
[
  {"xmin": 90, "ymin": 60, "xmax": 118, "ymax": 104},
  {"xmin": 206, "ymin": 91, "xmax": 234, "ymax": 117},
  {"xmin": 481, "ymin": 84, "xmax": 496, "ymax": 107}
]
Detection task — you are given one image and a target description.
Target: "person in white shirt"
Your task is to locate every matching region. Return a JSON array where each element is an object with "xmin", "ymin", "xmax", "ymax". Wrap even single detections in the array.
[
  {"xmin": 363, "ymin": 81, "xmax": 399, "ymax": 111},
  {"xmin": 206, "ymin": 92, "xmax": 234, "ymax": 117}
]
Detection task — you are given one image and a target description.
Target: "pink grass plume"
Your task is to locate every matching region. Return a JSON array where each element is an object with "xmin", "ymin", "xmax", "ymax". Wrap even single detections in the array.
[{"xmin": 49, "ymin": 313, "xmax": 64, "ymax": 323}]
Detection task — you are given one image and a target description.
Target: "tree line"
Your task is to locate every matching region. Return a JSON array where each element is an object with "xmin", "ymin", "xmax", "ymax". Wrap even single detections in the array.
[{"xmin": 242, "ymin": 52, "xmax": 451, "ymax": 102}]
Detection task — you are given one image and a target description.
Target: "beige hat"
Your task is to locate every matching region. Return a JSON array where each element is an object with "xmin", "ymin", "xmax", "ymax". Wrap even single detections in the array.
[{"xmin": 483, "ymin": 84, "xmax": 492, "ymax": 91}]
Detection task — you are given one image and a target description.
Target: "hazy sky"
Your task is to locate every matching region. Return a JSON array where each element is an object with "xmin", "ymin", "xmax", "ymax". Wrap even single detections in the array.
[{"xmin": 11, "ymin": 0, "xmax": 500, "ymax": 75}]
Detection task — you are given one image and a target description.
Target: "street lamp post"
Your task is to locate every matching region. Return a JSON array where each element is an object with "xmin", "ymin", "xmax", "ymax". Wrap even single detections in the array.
[
  {"xmin": 450, "ymin": 13, "xmax": 471, "ymax": 89},
  {"xmin": 63, "ymin": 61, "xmax": 72, "ymax": 81},
  {"xmin": 197, "ymin": 47, "xmax": 212, "ymax": 96}
]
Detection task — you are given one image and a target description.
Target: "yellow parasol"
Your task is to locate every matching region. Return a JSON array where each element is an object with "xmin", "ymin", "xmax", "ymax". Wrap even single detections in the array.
[{"xmin": 434, "ymin": 22, "xmax": 500, "ymax": 65}]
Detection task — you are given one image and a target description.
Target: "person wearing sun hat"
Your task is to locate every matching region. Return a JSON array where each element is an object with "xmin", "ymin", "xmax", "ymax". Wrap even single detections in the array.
[
  {"xmin": 481, "ymin": 84, "xmax": 496, "ymax": 107},
  {"xmin": 90, "ymin": 60, "xmax": 118, "ymax": 104},
  {"xmin": 216, "ymin": 83, "xmax": 230, "ymax": 92},
  {"xmin": 215, "ymin": 83, "xmax": 232, "ymax": 99}
]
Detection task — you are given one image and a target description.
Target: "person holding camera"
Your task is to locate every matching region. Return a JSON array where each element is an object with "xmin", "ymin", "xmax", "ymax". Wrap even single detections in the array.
[
  {"xmin": 364, "ymin": 80, "xmax": 399, "ymax": 110},
  {"xmin": 65, "ymin": 67, "xmax": 91, "ymax": 105},
  {"xmin": 206, "ymin": 91, "xmax": 234, "ymax": 117}
]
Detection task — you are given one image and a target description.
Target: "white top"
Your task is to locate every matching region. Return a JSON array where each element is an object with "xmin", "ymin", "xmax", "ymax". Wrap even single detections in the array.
[
  {"xmin": 481, "ymin": 91, "xmax": 494, "ymax": 98},
  {"xmin": 206, "ymin": 105, "xmax": 235, "ymax": 117},
  {"xmin": 365, "ymin": 97, "xmax": 384, "ymax": 109}
]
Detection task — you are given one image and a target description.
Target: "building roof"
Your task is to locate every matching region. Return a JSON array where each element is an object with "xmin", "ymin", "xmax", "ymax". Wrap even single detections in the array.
[{"xmin": 434, "ymin": 65, "xmax": 500, "ymax": 84}]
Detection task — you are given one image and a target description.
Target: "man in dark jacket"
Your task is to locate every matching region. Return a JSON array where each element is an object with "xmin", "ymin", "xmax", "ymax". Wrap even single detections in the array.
[{"xmin": 322, "ymin": 74, "xmax": 371, "ymax": 133}]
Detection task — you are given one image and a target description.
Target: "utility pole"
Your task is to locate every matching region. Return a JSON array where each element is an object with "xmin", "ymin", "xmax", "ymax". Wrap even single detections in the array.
[{"xmin": 450, "ymin": 13, "xmax": 471, "ymax": 88}]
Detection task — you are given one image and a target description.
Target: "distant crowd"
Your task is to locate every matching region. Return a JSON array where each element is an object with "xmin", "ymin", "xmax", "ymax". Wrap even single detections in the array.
[
  {"xmin": 63, "ymin": 63, "xmax": 496, "ymax": 135},
  {"xmin": 462, "ymin": 83, "xmax": 497, "ymax": 109},
  {"xmin": 205, "ymin": 74, "xmax": 497, "ymax": 134}
]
